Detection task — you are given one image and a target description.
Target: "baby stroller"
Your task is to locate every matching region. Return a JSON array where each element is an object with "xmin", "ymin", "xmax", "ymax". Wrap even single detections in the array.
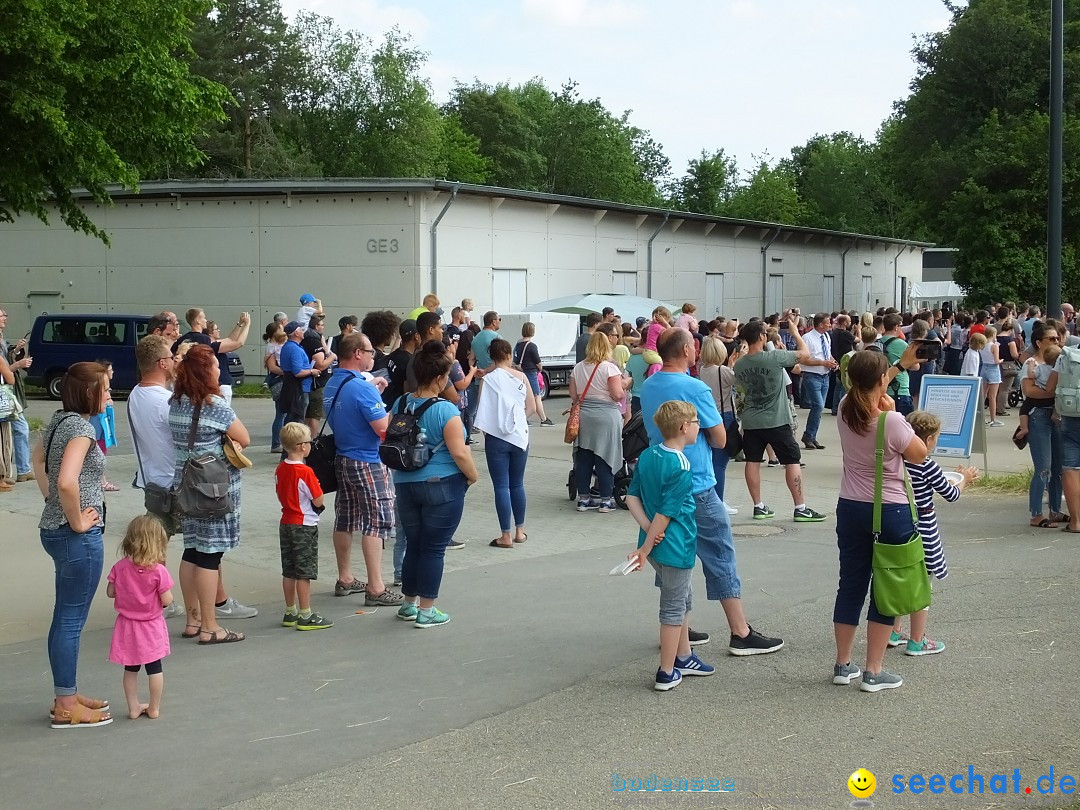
[{"xmin": 566, "ymin": 410, "xmax": 651, "ymax": 510}]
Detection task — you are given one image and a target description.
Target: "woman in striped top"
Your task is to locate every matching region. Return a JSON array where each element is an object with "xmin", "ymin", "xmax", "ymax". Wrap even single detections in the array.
[{"xmin": 892, "ymin": 410, "xmax": 979, "ymax": 656}]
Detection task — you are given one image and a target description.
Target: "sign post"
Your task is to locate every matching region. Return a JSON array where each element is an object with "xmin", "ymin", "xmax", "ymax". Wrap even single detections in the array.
[{"xmin": 917, "ymin": 374, "xmax": 988, "ymax": 476}]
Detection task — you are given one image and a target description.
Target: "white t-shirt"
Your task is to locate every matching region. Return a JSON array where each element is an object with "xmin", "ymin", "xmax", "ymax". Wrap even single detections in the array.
[
  {"xmin": 961, "ymin": 348, "xmax": 981, "ymax": 377},
  {"xmin": 296, "ymin": 304, "xmax": 317, "ymax": 326},
  {"xmin": 128, "ymin": 384, "xmax": 175, "ymax": 489},
  {"xmin": 571, "ymin": 360, "xmax": 621, "ymax": 404}
]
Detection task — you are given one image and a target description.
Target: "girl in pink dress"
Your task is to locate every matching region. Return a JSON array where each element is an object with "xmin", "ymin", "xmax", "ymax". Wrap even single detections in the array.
[{"xmin": 107, "ymin": 516, "xmax": 174, "ymax": 719}]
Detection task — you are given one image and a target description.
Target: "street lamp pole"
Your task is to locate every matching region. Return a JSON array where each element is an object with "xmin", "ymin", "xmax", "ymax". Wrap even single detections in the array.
[{"xmin": 1048, "ymin": 0, "xmax": 1064, "ymax": 319}]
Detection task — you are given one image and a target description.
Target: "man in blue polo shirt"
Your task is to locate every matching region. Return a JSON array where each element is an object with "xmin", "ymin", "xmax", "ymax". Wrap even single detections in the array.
[
  {"xmin": 640, "ymin": 327, "xmax": 784, "ymax": 657},
  {"xmin": 279, "ymin": 320, "xmax": 319, "ymax": 426},
  {"xmin": 470, "ymin": 310, "xmax": 502, "ymax": 372},
  {"xmin": 322, "ymin": 332, "xmax": 402, "ymax": 607}
]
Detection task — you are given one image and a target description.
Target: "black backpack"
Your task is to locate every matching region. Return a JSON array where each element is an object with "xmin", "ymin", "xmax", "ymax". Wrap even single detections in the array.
[{"xmin": 380, "ymin": 396, "xmax": 443, "ymax": 472}]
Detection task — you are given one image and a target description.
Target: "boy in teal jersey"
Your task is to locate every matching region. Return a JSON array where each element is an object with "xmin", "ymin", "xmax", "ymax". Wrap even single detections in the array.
[{"xmin": 626, "ymin": 400, "xmax": 715, "ymax": 691}]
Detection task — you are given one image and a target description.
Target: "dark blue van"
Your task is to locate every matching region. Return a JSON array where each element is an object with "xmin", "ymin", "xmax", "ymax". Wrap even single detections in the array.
[
  {"xmin": 27, "ymin": 314, "xmax": 149, "ymax": 398},
  {"xmin": 27, "ymin": 313, "xmax": 245, "ymax": 399}
]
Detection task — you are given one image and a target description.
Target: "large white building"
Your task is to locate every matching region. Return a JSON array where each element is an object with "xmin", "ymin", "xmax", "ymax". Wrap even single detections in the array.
[{"xmin": 1, "ymin": 179, "xmax": 929, "ymax": 370}]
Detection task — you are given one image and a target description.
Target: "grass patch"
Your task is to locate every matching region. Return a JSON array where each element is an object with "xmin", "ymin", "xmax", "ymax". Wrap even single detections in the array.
[
  {"xmin": 970, "ymin": 467, "xmax": 1033, "ymax": 495},
  {"xmin": 231, "ymin": 383, "xmax": 271, "ymax": 399},
  {"xmin": 27, "ymin": 416, "xmax": 45, "ymax": 432}
]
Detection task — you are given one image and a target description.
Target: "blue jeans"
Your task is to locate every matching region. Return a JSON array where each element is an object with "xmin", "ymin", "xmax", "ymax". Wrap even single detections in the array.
[
  {"xmin": 271, "ymin": 407, "xmax": 287, "ymax": 449},
  {"xmin": 393, "ymin": 502, "xmax": 406, "ymax": 581},
  {"xmin": 11, "ymin": 412, "xmax": 31, "ymax": 475},
  {"xmin": 1028, "ymin": 408, "xmax": 1063, "ymax": 516},
  {"xmin": 574, "ymin": 447, "xmax": 613, "ymax": 499},
  {"xmin": 801, "ymin": 372, "xmax": 828, "ymax": 441},
  {"xmin": 485, "ymin": 434, "xmax": 528, "ymax": 532},
  {"xmin": 895, "ymin": 395, "xmax": 914, "ymax": 417},
  {"xmin": 40, "ymin": 525, "xmax": 104, "ymax": 696},
  {"xmin": 397, "ymin": 474, "xmax": 467, "ymax": 600},
  {"xmin": 830, "ymin": 376, "xmax": 847, "ymax": 415},
  {"xmin": 834, "ymin": 498, "xmax": 915, "ymax": 626},
  {"xmin": 693, "ymin": 488, "xmax": 741, "ymax": 601},
  {"xmin": 464, "ymin": 380, "xmax": 480, "ymax": 432},
  {"xmin": 710, "ymin": 412, "xmax": 738, "ymax": 501}
]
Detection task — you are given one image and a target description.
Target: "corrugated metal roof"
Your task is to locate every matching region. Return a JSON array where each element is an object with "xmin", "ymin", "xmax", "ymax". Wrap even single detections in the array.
[{"xmin": 82, "ymin": 178, "xmax": 934, "ymax": 247}]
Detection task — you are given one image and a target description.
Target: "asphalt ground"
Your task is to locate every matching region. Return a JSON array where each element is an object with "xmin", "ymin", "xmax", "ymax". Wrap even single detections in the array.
[{"xmin": 1, "ymin": 394, "xmax": 1076, "ymax": 810}]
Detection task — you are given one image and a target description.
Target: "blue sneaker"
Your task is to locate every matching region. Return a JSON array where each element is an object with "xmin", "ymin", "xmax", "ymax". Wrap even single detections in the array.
[
  {"xmin": 654, "ymin": 668, "xmax": 683, "ymax": 691},
  {"xmin": 415, "ymin": 607, "xmax": 450, "ymax": 629},
  {"xmin": 675, "ymin": 652, "xmax": 715, "ymax": 676},
  {"xmin": 397, "ymin": 603, "xmax": 418, "ymax": 622}
]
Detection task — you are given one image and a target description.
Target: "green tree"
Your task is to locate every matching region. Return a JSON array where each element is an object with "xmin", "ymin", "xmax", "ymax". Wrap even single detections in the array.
[
  {"xmin": 783, "ymin": 132, "xmax": 895, "ymax": 235},
  {"xmin": 0, "ymin": 0, "xmax": 227, "ymax": 238},
  {"xmin": 667, "ymin": 149, "xmax": 737, "ymax": 215},
  {"xmin": 189, "ymin": 0, "xmax": 314, "ymax": 177},
  {"xmin": 725, "ymin": 159, "xmax": 805, "ymax": 224},
  {"xmin": 881, "ymin": 0, "xmax": 1080, "ymax": 303}
]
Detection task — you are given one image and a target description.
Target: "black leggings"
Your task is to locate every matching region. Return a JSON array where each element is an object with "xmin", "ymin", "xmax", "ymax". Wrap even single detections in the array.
[
  {"xmin": 181, "ymin": 547, "xmax": 224, "ymax": 571},
  {"xmin": 125, "ymin": 659, "xmax": 163, "ymax": 675}
]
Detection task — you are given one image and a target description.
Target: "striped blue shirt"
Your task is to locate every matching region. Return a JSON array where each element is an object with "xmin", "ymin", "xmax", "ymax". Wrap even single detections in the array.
[{"xmin": 904, "ymin": 457, "xmax": 957, "ymax": 580}]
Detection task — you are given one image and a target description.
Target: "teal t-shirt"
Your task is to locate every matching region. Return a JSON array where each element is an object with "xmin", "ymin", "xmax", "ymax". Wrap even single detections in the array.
[
  {"xmin": 734, "ymin": 349, "xmax": 798, "ymax": 430},
  {"xmin": 471, "ymin": 329, "xmax": 501, "ymax": 370},
  {"xmin": 389, "ymin": 395, "xmax": 465, "ymax": 483},
  {"xmin": 627, "ymin": 444, "xmax": 697, "ymax": 569},
  {"xmin": 880, "ymin": 336, "xmax": 910, "ymax": 396},
  {"xmin": 627, "ymin": 352, "xmax": 649, "ymax": 399}
]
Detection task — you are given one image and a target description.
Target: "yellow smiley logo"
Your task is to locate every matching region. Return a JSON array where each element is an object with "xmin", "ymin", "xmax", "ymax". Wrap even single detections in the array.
[{"xmin": 848, "ymin": 768, "xmax": 876, "ymax": 799}]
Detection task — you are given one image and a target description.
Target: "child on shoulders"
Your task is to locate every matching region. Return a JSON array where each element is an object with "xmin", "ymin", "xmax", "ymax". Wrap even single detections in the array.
[{"xmin": 625, "ymin": 400, "xmax": 713, "ymax": 691}]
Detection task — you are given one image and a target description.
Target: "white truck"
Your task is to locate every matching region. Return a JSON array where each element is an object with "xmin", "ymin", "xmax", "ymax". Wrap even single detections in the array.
[{"xmin": 498, "ymin": 311, "xmax": 581, "ymax": 399}]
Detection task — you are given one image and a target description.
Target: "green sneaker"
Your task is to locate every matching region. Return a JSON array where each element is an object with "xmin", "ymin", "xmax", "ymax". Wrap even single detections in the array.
[
  {"xmin": 397, "ymin": 602, "xmax": 418, "ymax": 622},
  {"xmin": 888, "ymin": 630, "xmax": 909, "ymax": 648},
  {"xmin": 415, "ymin": 607, "xmax": 451, "ymax": 629},
  {"xmin": 282, "ymin": 611, "xmax": 298, "ymax": 628},
  {"xmin": 793, "ymin": 506, "xmax": 827, "ymax": 522},
  {"xmin": 753, "ymin": 505, "xmax": 775, "ymax": 520},
  {"xmin": 295, "ymin": 612, "xmax": 333, "ymax": 630}
]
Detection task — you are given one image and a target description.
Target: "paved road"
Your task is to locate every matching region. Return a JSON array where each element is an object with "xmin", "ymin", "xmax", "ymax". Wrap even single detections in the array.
[{"xmin": 2, "ymin": 396, "xmax": 1076, "ymax": 809}]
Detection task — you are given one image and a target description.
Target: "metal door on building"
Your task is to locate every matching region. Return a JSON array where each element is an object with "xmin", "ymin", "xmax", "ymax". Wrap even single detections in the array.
[
  {"xmin": 493, "ymin": 268, "xmax": 528, "ymax": 312},
  {"xmin": 822, "ymin": 276, "xmax": 835, "ymax": 314},
  {"xmin": 767, "ymin": 274, "xmax": 784, "ymax": 315},
  {"xmin": 705, "ymin": 273, "xmax": 725, "ymax": 319},
  {"xmin": 896, "ymin": 276, "xmax": 907, "ymax": 311},
  {"xmin": 611, "ymin": 270, "xmax": 638, "ymax": 296},
  {"xmin": 861, "ymin": 276, "xmax": 873, "ymax": 312}
]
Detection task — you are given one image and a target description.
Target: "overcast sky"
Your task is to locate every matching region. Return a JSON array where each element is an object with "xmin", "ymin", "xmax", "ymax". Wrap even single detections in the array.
[{"xmin": 278, "ymin": 0, "xmax": 953, "ymax": 178}]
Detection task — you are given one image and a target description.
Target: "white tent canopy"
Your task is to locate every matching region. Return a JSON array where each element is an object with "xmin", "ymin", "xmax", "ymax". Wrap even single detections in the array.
[{"xmin": 910, "ymin": 281, "xmax": 964, "ymax": 304}]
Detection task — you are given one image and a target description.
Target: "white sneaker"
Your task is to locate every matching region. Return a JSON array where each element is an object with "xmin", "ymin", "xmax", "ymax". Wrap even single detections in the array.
[
  {"xmin": 215, "ymin": 597, "xmax": 258, "ymax": 619},
  {"xmin": 724, "ymin": 502, "xmax": 739, "ymax": 515},
  {"xmin": 163, "ymin": 602, "xmax": 185, "ymax": 619}
]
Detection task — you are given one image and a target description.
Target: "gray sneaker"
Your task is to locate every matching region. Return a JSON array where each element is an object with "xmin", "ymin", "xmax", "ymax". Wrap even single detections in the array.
[
  {"xmin": 365, "ymin": 588, "xmax": 405, "ymax": 606},
  {"xmin": 215, "ymin": 597, "xmax": 258, "ymax": 619},
  {"xmin": 859, "ymin": 670, "xmax": 903, "ymax": 692},
  {"xmin": 162, "ymin": 602, "xmax": 185, "ymax": 619},
  {"xmin": 832, "ymin": 662, "xmax": 862, "ymax": 685}
]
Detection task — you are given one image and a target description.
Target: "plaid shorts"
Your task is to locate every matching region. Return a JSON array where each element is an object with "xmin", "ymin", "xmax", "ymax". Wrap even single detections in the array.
[
  {"xmin": 280, "ymin": 523, "xmax": 319, "ymax": 580},
  {"xmin": 333, "ymin": 456, "xmax": 395, "ymax": 539}
]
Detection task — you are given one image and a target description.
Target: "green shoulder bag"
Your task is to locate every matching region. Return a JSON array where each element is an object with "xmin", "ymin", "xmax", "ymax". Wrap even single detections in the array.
[{"xmin": 871, "ymin": 412, "xmax": 932, "ymax": 616}]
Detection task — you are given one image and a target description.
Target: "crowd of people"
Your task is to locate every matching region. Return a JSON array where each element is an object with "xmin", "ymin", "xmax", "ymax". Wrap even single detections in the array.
[{"xmin": 8, "ymin": 291, "xmax": 1080, "ymax": 723}]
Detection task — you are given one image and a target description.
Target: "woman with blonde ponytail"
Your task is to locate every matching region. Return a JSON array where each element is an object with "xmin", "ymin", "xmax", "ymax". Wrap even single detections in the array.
[{"xmin": 831, "ymin": 344, "xmax": 926, "ymax": 694}]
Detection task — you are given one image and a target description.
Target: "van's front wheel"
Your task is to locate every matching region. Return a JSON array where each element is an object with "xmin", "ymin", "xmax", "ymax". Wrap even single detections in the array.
[{"xmin": 46, "ymin": 372, "xmax": 64, "ymax": 401}]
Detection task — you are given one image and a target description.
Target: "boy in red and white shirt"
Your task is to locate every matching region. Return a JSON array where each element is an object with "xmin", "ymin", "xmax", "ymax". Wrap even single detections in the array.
[{"xmin": 275, "ymin": 423, "xmax": 331, "ymax": 630}]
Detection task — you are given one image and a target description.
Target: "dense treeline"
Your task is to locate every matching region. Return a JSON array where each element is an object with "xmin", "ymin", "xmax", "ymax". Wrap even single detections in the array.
[{"xmin": 3, "ymin": 0, "xmax": 1079, "ymax": 304}]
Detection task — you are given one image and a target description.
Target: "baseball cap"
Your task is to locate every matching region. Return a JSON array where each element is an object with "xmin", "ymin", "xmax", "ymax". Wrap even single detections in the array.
[
  {"xmin": 285, "ymin": 320, "xmax": 306, "ymax": 334},
  {"xmin": 636, "ymin": 317, "xmax": 648, "ymax": 328},
  {"xmin": 399, "ymin": 319, "xmax": 418, "ymax": 339},
  {"xmin": 299, "ymin": 293, "xmax": 316, "ymax": 304}
]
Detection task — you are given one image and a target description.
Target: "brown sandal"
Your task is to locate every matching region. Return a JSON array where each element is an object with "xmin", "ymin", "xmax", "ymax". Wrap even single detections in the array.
[
  {"xmin": 49, "ymin": 694, "xmax": 109, "ymax": 719},
  {"xmin": 181, "ymin": 623, "xmax": 201, "ymax": 639},
  {"xmin": 198, "ymin": 628, "xmax": 245, "ymax": 645},
  {"xmin": 51, "ymin": 701, "xmax": 113, "ymax": 729}
]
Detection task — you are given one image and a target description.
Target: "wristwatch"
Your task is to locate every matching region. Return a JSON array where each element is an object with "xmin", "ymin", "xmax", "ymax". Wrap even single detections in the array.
[{"xmin": 892, "ymin": 360, "xmax": 905, "ymax": 372}]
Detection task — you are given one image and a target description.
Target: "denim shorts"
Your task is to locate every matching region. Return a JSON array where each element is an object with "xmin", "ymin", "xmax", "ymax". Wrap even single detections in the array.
[
  {"xmin": 648, "ymin": 558, "xmax": 693, "ymax": 625},
  {"xmin": 1061, "ymin": 416, "xmax": 1080, "ymax": 470},
  {"xmin": 693, "ymin": 487, "xmax": 741, "ymax": 601},
  {"xmin": 524, "ymin": 370, "xmax": 542, "ymax": 396}
]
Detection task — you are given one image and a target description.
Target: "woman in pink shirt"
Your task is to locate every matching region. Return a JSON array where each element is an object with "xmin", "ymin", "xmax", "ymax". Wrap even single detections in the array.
[{"xmin": 832, "ymin": 346, "xmax": 925, "ymax": 694}]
